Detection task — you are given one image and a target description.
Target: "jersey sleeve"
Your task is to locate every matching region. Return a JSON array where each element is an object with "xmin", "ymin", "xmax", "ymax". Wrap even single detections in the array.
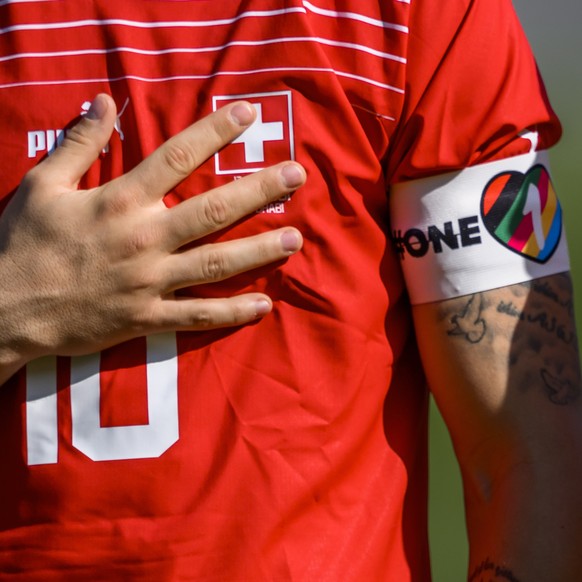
[{"xmin": 387, "ymin": 0, "xmax": 561, "ymax": 184}]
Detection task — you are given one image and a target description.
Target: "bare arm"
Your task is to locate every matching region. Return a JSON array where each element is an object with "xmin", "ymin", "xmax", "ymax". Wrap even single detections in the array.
[
  {"xmin": 413, "ymin": 273, "xmax": 582, "ymax": 581},
  {"xmin": 0, "ymin": 94, "xmax": 305, "ymax": 385}
]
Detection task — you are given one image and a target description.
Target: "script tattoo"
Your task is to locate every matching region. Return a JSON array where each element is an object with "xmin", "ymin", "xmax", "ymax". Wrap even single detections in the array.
[
  {"xmin": 496, "ymin": 300, "xmax": 576, "ymax": 346},
  {"xmin": 469, "ymin": 558, "xmax": 521, "ymax": 582},
  {"xmin": 445, "ymin": 279, "xmax": 581, "ymax": 406},
  {"xmin": 508, "ymin": 277, "xmax": 581, "ymax": 405},
  {"xmin": 529, "ymin": 277, "xmax": 574, "ymax": 316},
  {"xmin": 447, "ymin": 294, "xmax": 486, "ymax": 343}
]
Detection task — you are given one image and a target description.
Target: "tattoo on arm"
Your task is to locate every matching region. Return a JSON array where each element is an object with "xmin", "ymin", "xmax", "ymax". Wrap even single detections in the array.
[
  {"xmin": 541, "ymin": 368, "xmax": 579, "ymax": 405},
  {"xmin": 445, "ymin": 277, "xmax": 581, "ymax": 407},
  {"xmin": 496, "ymin": 300, "xmax": 575, "ymax": 346},
  {"xmin": 469, "ymin": 558, "xmax": 521, "ymax": 582},
  {"xmin": 528, "ymin": 277, "xmax": 574, "ymax": 316},
  {"xmin": 447, "ymin": 293, "xmax": 486, "ymax": 344}
]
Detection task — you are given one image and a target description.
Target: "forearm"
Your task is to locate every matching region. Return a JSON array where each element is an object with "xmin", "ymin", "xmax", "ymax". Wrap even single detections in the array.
[
  {"xmin": 465, "ymin": 454, "xmax": 582, "ymax": 581},
  {"xmin": 413, "ymin": 273, "xmax": 582, "ymax": 581},
  {"xmin": 462, "ymin": 390, "xmax": 582, "ymax": 581}
]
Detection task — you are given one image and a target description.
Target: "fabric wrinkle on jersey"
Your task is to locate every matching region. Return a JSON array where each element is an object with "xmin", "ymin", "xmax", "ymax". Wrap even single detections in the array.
[{"xmin": 0, "ymin": 0, "xmax": 560, "ymax": 580}]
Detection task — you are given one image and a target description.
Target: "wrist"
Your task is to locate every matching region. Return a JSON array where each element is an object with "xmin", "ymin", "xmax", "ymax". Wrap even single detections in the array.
[
  {"xmin": 0, "ymin": 287, "xmax": 41, "ymax": 386},
  {"xmin": 0, "ymin": 346, "xmax": 30, "ymax": 386}
]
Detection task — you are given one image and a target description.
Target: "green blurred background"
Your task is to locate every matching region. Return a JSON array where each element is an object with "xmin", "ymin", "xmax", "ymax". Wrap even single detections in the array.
[{"xmin": 428, "ymin": 0, "xmax": 582, "ymax": 579}]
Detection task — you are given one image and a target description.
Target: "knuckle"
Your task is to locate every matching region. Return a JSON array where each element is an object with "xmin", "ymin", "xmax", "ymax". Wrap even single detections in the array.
[
  {"xmin": 255, "ymin": 240, "xmax": 272, "ymax": 263},
  {"xmin": 255, "ymin": 174, "xmax": 279, "ymax": 206},
  {"xmin": 212, "ymin": 116, "xmax": 239, "ymax": 145},
  {"xmin": 198, "ymin": 194, "xmax": 230, "ymax": 230},
  {"xmin": 95, "ymin": 188, "xmax": 133, "ymax": 217},
  {"xmin": 117, "ymin": 232, "xmax": 151, "ymax": 257},
  {"xmin": 62, "ymin": 122, "xmax": 96, "ymax": 152},
  {"xmin": 116, "ymin": 266, "xmax": 158, "ymax": 297},
  {"xmin": 229, "ymin": 303, "xmax": 249, "ymax": 324},
  {"xmin": 133, "ymin": 267, "xmax": 161, "ymax": 291},
  {"xmin": 107, "ymin": 253, "xmax": 156, "ymax": 294},
  {"xmin": 200, "ymin": 249, "xmax": 228, "ymax": 282},
  {"xmin": 161, "ymin": 141, "xmax": 197, "ymax": 177},
  {"xmin": 189, "ymin": 308, "xmax": 213, "ymax": 329},
  {"xmin": 129, "ymin": 304, "xmax": 158, "ymax": 331}
]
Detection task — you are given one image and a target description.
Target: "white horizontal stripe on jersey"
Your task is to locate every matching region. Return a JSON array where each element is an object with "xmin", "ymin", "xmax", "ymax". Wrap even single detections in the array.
[
  {"xmin": 0, "ymin": 9, "xmax": 310, "ymax": 35},
  {"xmin": 302, "ymin": 0, "xmax": 409, "ymax": 34},
  {"xmin": 0, "ymin": 37, "xmax": 407, "ymax": 65},
  {"xmin": 0, "ymin": 6, "xmax": 409, "ymax": 37},
  {"xmin": 0, "ymin": 66, "xmax": 405, "ymax": 95},
  {"xmin": 0, "ymin": 0, "xmax": 56, "ymax": 6}
]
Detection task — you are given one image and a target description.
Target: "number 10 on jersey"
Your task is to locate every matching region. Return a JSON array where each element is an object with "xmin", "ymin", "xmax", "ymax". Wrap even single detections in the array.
[{"xmin": 25, "ymin": 333, "xmax": 179, "ymax": 466}]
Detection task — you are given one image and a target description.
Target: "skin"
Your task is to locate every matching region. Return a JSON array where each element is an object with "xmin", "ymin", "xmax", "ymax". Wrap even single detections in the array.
[
  {"xmin": 414, "ymin": 273, "xmax": 582, "ymax": 581},
  {"xmin": 0, "ymin": 94, "xmax": 305, "ymax": 385}
]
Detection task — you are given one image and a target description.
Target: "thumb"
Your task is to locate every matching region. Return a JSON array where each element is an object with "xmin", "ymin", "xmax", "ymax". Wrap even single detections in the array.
[{"xmin": 41, "ymin": 93, "xmax": 117, "ymax": 189}]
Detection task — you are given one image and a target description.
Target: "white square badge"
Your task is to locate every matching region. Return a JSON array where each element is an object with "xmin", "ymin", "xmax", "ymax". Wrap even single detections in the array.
[{"xmin": 212, "ymin": 91, "xmax": 295, "ymax": 175}]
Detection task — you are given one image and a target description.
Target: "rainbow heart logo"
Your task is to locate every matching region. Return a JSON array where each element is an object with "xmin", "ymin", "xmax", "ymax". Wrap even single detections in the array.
[{"xmin": 481, "ymin": 165, "xmax": 562, "ymax": 263}]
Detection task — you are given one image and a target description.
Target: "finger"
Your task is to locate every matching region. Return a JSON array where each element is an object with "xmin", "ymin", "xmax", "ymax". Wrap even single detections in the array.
[
  {"xmin": 39, "ymin": 94, "xmax": 117, "ymax": 189},
  {"xmin": 120, "ymin": 101, "xmax": 257, "ymax": 203},
  {"xmin": 160, "ymin": 162, "xmax": 306, "ymax": 250},
  {"xmin": 152, "ymin": 294, "xmax": 274, "ymax": 331},
  {"xmin": 160, "ymin": 228, "xmax": 303, "ymax": 292}
]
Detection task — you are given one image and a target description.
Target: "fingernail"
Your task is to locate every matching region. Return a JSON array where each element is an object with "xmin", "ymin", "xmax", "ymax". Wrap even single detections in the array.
[
  {"xmin": 281, "ymin": 229, "xmax": 302, "ymax": 253},
  {"xmin": 85, "ymin": 94, "xmax": 108, "ymax": 120},
  {"xmin": 254, "ymin": 299, "xmax": 272, "ymax": 317},
  {"xmin": 280, "ymin": 163, "xmax": 305, "ymax": 188},
  {"xmin": 230, "ymin": 102, "xmax": 255, "ymax": 127}
]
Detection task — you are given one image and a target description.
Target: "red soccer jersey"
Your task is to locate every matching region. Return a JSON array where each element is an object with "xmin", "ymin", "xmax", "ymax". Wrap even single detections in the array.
[{"xmin": 0, "ymin": 1, "xmax": 560, "ymax": 580}]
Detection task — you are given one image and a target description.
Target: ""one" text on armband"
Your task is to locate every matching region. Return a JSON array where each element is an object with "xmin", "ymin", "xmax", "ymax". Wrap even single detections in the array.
[{"xmin": 392, "ymin": 215, "xmax": 481, "ymax": 259}]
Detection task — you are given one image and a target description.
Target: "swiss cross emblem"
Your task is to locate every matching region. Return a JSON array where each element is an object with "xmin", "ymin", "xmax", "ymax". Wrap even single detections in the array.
[{"xmin": 212, "ymin": 91, "xmax": 295, "ymax": 175}]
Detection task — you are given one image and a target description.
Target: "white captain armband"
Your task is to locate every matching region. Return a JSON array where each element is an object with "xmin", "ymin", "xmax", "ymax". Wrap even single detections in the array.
[{"xmin": 390, "ymin": 150, "xmax": 570, "ymax": 304}]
